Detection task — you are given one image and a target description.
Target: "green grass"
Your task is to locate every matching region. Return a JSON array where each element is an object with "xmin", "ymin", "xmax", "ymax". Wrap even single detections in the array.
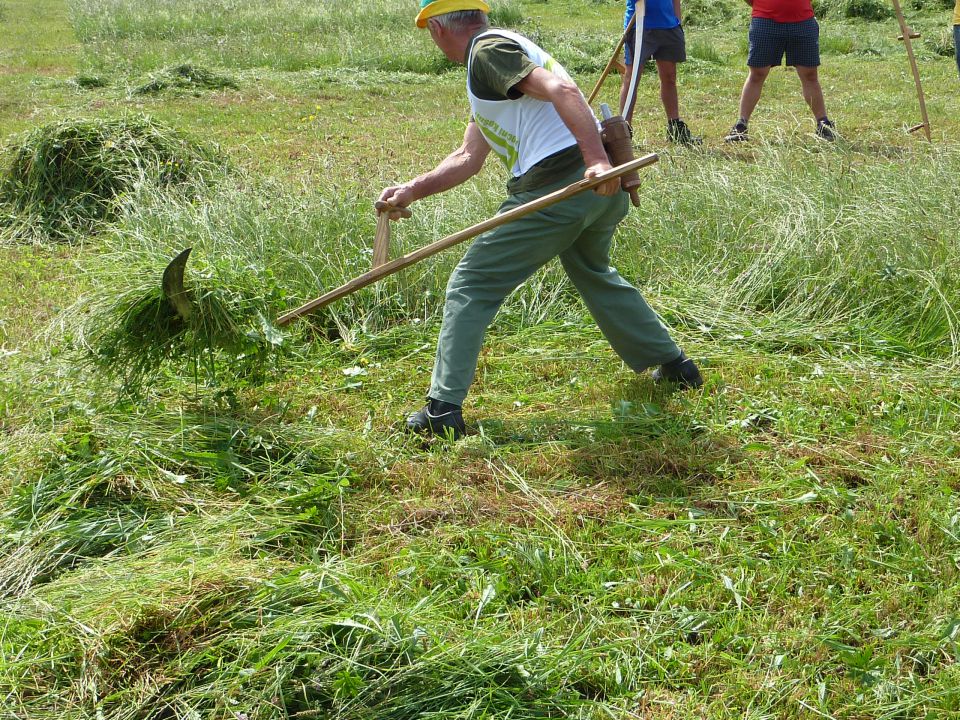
[{"xmin": 2, "ymin": 0, "xmax": 960, "ymax": 718}]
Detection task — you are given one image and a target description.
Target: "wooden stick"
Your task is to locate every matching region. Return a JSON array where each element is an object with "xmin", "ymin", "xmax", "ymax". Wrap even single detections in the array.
[
  {"xmin": 372, "ymin": 200, "xmax": 412, "ymax": 268},
  {"xmin": 587, "ymin": 14, "xmax": 636, "ymax": 106},
  {"xmin": 890, "ymin": 0, "xmax": 931, "ymax": 142},
  {"xmin": 276, "ymin": 153, "xmax": 659, "ymax": 326},
  {"xmin": 372, "ymin": 212, "xmax": 391, "ymax": 269}
]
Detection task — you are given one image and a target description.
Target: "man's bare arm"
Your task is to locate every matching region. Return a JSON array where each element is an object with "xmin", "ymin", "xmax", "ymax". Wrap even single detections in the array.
[
  {"xmin": 514, "ymin": 67, "xmax": 619, "ymax": 195},
  {"xmin": 379, "ymin": 121, "xmax": 490, "ymax": 210}
]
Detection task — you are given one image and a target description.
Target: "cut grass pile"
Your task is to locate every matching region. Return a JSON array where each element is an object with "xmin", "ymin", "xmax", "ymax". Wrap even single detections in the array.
[
  {"xmin": 71, "ymin": 252, "xmax": 285, "ymax": 391},
  {"xmin": 131, "ymin": 63, "xmax": 239, "ymax": 95},
  {"xmin": 0, "ymin": 115, "xmax": 224, "ymax": 241},
  {"xmin": 70, "ymin": 73, "xmax": 109, "ymax": 89}
]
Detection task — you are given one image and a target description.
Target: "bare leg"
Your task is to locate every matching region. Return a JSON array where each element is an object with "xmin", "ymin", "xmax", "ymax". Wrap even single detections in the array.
[
  {"xmin": 737, "ymin": 65, "xmax": 771, "ymax": 123},
  {"xmin": 795, "ymin": 65, "xmax": 827, "ymax": 120},
  {"xmin": 656, "ymin": 60, "xmax": 679, "ymax": 120}
]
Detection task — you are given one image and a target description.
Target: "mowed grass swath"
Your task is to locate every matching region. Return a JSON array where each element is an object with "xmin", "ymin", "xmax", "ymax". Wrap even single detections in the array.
[
  {"xmin": 2, "ymin": 0, "xmax": 960, "ymax": 718},
  {"xmin": 67, "ymin": 0, "xmax": 526, "ymax": 73}
]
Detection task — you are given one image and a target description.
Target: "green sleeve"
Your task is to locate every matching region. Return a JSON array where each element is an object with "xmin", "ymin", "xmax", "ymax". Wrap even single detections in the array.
[{"xmin": 469, "ymin": 36, "xmax": 539, "ymax": 101}]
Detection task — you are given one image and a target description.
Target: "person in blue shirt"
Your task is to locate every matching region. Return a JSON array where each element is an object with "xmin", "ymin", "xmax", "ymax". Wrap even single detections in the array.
[{"xmin": 618, "ymin": 0, "xmax": 700, "ymax": 144}]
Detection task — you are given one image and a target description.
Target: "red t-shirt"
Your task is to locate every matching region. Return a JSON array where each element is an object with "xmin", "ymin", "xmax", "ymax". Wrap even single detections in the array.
[{"xmin": 752, "ymin": 0, "xmax": 814, "ymax": 22}]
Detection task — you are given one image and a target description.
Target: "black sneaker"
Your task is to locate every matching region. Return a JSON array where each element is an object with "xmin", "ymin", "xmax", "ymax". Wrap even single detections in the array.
[
  {"xmin": 724, "ymin": 120, "xmax": 749, "ymax": 143},
  {"xmin": 651, "ymin": 351, "xmax": 704, "ymax": 389},
  {"xmin": 816, "ymin": 118, "xmax": 837, "ymax": 141},
  {"xmin": 667, "ymin": 118, "xmax": 702, "ymax": 145},
  {"xmin": 405, "ymin": 398, "xmax": 466, "ymax": 440}
]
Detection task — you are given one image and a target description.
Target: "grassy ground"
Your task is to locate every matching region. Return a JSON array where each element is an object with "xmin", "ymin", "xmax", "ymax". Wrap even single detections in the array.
[{"xmin": 2, "ymin": 0, "xmax": 960, "ymax": 718}]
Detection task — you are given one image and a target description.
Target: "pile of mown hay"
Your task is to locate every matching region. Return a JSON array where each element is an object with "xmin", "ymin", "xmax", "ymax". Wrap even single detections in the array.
[
  {"xmin": 71, "ymin": 74, "xmax": 109, "ymax": 89},
  {"xmin": 131, "ymin": 64, "xmax": 239, "ymax": 96},
  {"xmin": 0, "ymin": 115, "xmax": 224, "ymax": 240},
  {"xmin": 78, "ymin": 268, "xmax": 283, "ymax": 391}
]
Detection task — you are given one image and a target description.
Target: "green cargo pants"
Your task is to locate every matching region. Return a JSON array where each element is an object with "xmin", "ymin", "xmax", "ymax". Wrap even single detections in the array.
[{"xmin": 429, "ymin": 165, "xmax": 681, "ymax": 406}]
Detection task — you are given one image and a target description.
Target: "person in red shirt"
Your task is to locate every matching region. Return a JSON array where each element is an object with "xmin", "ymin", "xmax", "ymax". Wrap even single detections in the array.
[{"xmin": 724, "ymin": 0, "xmax": 836, "ymax": 142}]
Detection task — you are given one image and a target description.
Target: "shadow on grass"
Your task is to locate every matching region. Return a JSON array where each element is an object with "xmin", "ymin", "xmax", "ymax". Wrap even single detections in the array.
[{"xmin": 473, "ymin": 382, "xmax": 744, "ymax": 499}]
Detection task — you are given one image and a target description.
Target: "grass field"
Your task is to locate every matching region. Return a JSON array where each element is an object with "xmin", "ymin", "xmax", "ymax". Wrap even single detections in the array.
[{"xmin": 2, "ymin": 0, "xmax": 960, "ymax": 718}]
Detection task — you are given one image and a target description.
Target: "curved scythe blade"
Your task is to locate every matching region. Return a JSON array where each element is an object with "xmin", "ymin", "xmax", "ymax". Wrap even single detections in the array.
[{"xmin": 161, "ymin": 247, "xmax": 194, "ymax": 322}]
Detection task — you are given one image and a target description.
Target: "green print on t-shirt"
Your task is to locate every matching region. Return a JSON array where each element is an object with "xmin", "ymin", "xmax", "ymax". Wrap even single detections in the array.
[{"xmin": 474, "ymin": 114, "xmax": 520, "ymax": 171}]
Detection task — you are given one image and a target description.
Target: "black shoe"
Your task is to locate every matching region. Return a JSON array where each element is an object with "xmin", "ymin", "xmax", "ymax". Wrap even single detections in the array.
[
  {"xmin": 651, "ymin": 351, "xmax": 704, "ymax": 389},
  {"xmin": 816, "ymin": 118, "xmax": 837, "ymax": 141},
  {"xmin": 405, "ymin": 398, "xmax": 466, "ymax": 440},
  {"xmin": 667, "ymin": 118, "xmax": 702, "ymax": 145},
  {"xmin": 724, "ymin": 120, "xmax": 749, "ymax": 143}
]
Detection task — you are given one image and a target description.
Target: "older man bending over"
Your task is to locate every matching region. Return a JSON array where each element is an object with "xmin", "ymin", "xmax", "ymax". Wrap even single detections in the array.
[{"xmin": 379, "ymin": 0, "xmax": 702, "ymax": 439}]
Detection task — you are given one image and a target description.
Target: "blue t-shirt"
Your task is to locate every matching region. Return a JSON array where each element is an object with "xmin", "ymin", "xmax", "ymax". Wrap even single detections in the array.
[{"xmin": 625, "ymin": 0, "xmax": 680, "ymax": 31}]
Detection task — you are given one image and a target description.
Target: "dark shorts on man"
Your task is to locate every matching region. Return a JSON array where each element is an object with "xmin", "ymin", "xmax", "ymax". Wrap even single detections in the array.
[
  {"xmin": 747, "ymin": 16, "xmax": 820, "ymax": 68},
  {"xmin": 623, "ymin": 25, "xmax": 686, "ymax": 67},
  {"xmin": 954, "ymin": 24, "xmax": 960, "ymax": 77}
]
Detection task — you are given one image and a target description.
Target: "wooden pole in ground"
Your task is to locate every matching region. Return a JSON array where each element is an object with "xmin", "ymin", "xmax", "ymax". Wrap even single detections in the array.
[
  {"xmin": 890, "ymin": 0, "xmax": 932, "ymax": 141},
  {"xmin": 276, "ymin": 154, "xmax": 659, "ymax": 326}
]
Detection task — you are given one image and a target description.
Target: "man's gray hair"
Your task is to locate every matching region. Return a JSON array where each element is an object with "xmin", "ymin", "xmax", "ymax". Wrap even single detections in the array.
[{"xmin": 431, "ymin": 9, "xmax": 489, "ymax": 32}]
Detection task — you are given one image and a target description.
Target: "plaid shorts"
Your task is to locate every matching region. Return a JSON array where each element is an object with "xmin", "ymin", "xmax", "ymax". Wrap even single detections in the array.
[
  {"xmin": 624, "ymin": 25, "xmax": 687, "ymax": 67},
  {"xmin": 747, "ymin": 17, "xmax": 820, "ymax": 68}
]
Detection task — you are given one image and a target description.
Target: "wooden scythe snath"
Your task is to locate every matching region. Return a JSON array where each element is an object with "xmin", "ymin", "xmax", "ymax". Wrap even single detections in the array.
[
  {"xmin": 889, "ymin": 0, "xmax": 932, "ymax": 141},
  {"xmin": 587, "ymin": 13, "xmax": 637, "ymax": 107},
  {"xmin": 276, "ymin": 155, "xmax": 660, "ymax": 326}
]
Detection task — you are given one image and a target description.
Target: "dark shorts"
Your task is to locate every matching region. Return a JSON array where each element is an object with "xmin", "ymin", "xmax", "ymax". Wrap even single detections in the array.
[
  {"xmin": 954, "ymin": 24, "xmax": 960, "ymax": 77},
  {"xmin": 624, "ymin": 25, "xmax": 686, "ymax": 67},
  {"xmin": 747, "ymin": 16, "xmax": 820, "ymax": 68}
]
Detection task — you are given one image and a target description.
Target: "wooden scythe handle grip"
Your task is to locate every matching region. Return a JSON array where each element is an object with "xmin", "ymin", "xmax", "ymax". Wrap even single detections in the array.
[{"xmin": 374, "ymin": 200, "xmax": 413, "ymax": 218}]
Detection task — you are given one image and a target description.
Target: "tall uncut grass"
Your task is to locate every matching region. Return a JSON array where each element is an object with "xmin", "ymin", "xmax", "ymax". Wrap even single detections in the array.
[
  {"xmin": 628, "ymin": 144, "xmax": 960, "ymax": 361},
  {"xmin": 62, "ymin": 143, "xmax": 960, "ymax": 370}
]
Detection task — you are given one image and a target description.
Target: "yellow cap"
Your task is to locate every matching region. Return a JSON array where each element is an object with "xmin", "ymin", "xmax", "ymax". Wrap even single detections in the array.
[{"xmin": 415, "ymin": 0, "xmax": 490, "ymax": 28}]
